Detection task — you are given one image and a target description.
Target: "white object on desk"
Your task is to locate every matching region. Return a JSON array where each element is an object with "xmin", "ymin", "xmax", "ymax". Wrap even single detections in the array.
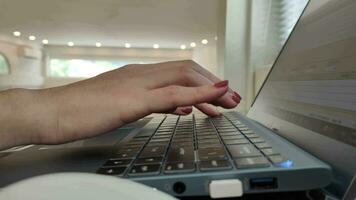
[{"xmin": 0, "ymin": 173, "xmax": 177, "ymax": 200}]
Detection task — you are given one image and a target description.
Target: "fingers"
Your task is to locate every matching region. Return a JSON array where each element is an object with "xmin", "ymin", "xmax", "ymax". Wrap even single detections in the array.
[
  {"xmin": 184, "ymin": 71, "xmax": 239, "ymax": 108},
  {"xmin": 182, "ymin": 60, "xmax": 242, "ymax": 104},
  {"xmin": 169, "ymin": 104, "xmax": 221, "ymax": 117},
  {"xmin": 146, "ymin": 81, "xmax": 229, "ymax": 114},
  {"xmin": 170, "ymin": 106, "xmax": 193, "ymax": 115},
  {"xmin": 145, "ymin": 65, "xmax": 240, "ymax": 109},
  {"xmin": 194, "ymin": 103, "xmax": 221, "ymax": 117},
  {"xmin": 152, "ymin": 60, "xmax": 234, "ymax": 90}
]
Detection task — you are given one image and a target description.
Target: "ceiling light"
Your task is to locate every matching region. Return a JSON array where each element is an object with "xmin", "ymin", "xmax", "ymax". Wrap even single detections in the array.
[
  {"xmin": 42, "ymin": 39, "xmax": 49, "ymax": 44},
  {"xmin": 214, "ymin": 36, "xmax": 218, "ymax": 41},
  {"xmin": 13, "ymin": 31, "xmax": 21, "ymax": 37},
  {"xmin": 180, "ymin": 45, "xmax": 186, "ymax": 50},
  {"xmin": 125, "ymin": 43, "xmax": 131, "ymax": 48},
  {"xmin": 201, "ymin": 39, "xmax": 208, "ymax": 45},
  {"xmin": 28, "ymin": 35, "xmax": 36, "ymax": 41},
  {"xmin": 153, "ymin": 44, "xmax": 159, "ymax": 49},
  {"xmin": 190, "ymin": 42, "xmax": 196, "ymax": 48},
  {"xmin": 95, "ymin": 42, "xmax": 102, "ymax": 47},
  {"xmin": 67, "ymin": 42, "xmax": 74, "ymax": 47}
]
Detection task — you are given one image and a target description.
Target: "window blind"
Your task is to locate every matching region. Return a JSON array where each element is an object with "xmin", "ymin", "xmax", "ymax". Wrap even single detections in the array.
[{"xmin": 250, "ymin": 0, "xmax": 307, "ymax": 69}]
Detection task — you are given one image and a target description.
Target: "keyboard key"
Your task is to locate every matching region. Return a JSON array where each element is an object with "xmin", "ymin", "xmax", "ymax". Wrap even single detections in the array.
[
  {"xmin": 255, "ymin": 142, "xmax": 271, "ymax": 149},
  {"xmin": 219, "ymin": 132, "xmax": 240, "ymax": 136},
  {"xmin": 150, "ymin": 138, "xmax": 170, "ymax": 143},
  {"xmin": 268, "ymin": 154, "xmax": 288, "ymax": 165},
  {"xmin": 152, "ymin": 135, "xmax": 171, "ymax": 139},
  {"xmin": 155, "ymin": 132, "xmax": 172, "ymax": 136},
  {"xmin": 217, "ymin": 126, "xmax": 236, "ymax": 130},
  {"xmin": 227, "ymin": 144, "xmax": 262, "ymax": 158},
  {"xmin": 198, "ymin": 143, "xmax": 223, "ymax": 149},
  {"xmin": 133, "ymin": 135, "xmax": 150, "ymax": 139},
  {"xmin": 199, "ymin": 159, "xmax": 232, "ymax": 171},
  {"xmin": 249, "ymin": 138, "xmax": 265, "ymax": 143},
  {"xmin": 224, "ymin": 139, "xmax": 249, "ymax": 145},
  {"xmin": 238, "ymin": 127, "xmax": 250, "ymax": 131},
  {"xmin": 176, "ymin": 130, "xmax": 193, "ymax": 134},
  {"xmin": 114, "ymin": 151, "xmax": 138, "ymax": 159},
  {"xmin": 214, "ymin": 124, "xmax": 234, "ymax": 128},
  {"xmin": 234, "ymin": 156, "xmax": 270, "ymax": 168},
  {"xmin": 172, "ymin": 138, "xmax": 194, "ymax": 143},
  {"xmin": 140, "ymin": 145, "xmax": 166, "ymax": 157},
  {"xmin": 221, "ymin": 135, "xmax": 245, "ymax": 140},
  {"xmin": 104, "ymin": 159, "xmax": 132, "ymax": 167},
  {"xmin": 128, "ymin": 139, "xmax": 147, "ymax": 144},
  {"xmin": 261, "ymin": 148, "xmax": 279, "ymax": 156},
  {"xmin": 195, "ymin": 127, "xmax": 214, "ymax": 131},
  {"xmin": 198, "ymin": 147, "xmax": 227, "ymax": 161},
  {"xmin": 136, "ymin": 122, "xmax": 161, "ymax": 137},
  {"xmin": 217, "ymin": 129, "xmax": 238, "ymax": 133},
  {"xmin": 198, "ymin": 139, "xmax": 220, "ymax": 144},
  {"xmin": 234, "ymin": 124, "xmax": 247, "ymax": 128},
  {"xmin": 244, "ymin": 134, "xmax": 260, "ymax": 139},
  {"xmin": 131, "ymin": 137, "xmax": 149, "ymax": 142},
  {"xmin": 198, "ymin": 135, "xmax": 219, "ymax": 140},
  {"xmin": 174, "ymin": 134, "xmax": 193, "ymax": 138},
  {"xmin": 171, "ymin": 142, "xmax": 194, "ymax": 148},
  {"xmin": 97, "ymin": 166, "xmax": 126, "ymax": 175},
  {"xmin": 157, "ymin": 128, "xmax": 174, "ymax": 132},
  {"xmin": 241, "ymin": 130, "xmax": 255, "ymax": 135},
  {"xmin": 135, "ymin": 157, "xmax": 163, "ymax": 165},
  {"xmin": 167, "ymin": 147, "xmax": 195, "ymax": 162},
  {"xmin": 129, "ymin": 164, "xmax": 161, "ymax": 175},
  {"xmin": 117, "ymin": 147, "xmax": 141, "ymax": 154},
  {"xmin": 164, "ymin": 162, "xmax": 195, "ymax": 173},
  {"xmin": 196, "ymin": 131, "xmax": 216, "ymax": 136},
  {"xmin": 146, "ymin": 141, "xmax": 169, "ymax": 147}
]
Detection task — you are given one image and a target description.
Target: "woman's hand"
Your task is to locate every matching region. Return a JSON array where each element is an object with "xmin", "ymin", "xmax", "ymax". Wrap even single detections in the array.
[{"xmin": 0, "ymin": 60, "xmax": 241, "ymax": 149}]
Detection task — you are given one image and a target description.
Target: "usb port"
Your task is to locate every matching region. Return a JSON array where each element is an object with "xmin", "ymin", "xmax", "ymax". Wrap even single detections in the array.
[{"xmin": 249, "ymin": 177, "xmax": 278, "ymax": 190}]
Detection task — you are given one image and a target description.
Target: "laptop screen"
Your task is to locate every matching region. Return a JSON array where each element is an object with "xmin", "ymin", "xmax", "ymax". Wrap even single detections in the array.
[{"xmin": 248, "ymin": 0, "xmax": 356, "ymax": 198}]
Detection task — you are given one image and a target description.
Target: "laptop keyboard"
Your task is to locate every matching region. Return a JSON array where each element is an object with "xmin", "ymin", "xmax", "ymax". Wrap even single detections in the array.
[{"xmin": 97, "ymin": 113, "xmax": 290, "ymax": 176}]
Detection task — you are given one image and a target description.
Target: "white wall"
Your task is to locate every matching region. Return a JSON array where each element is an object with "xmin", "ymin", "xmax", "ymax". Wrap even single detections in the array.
[
  {"xmin": 0, "ymin": 35, "xmax": 43, "ymax": 90},
  {"xmin": 216, "ymin": 0, "xmax": 227, "ymax": 79},
  {"xmin": 43, "ymin": 45, "xmax": 193, "ymax": 88},
  {"xmin": 192, "ymin": 0, "xmax": 226, "ymax": 79},
  {"xmin": 192, "ymin": 44, "xmax": 218, "ymax": 76},
  {"xmin": 224, "ymin": 0, "xmax": 251, "ymax": 114}
]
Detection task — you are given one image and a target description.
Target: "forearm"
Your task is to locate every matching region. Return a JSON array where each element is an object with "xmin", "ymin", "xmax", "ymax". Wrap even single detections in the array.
[{"xmin": 0, "ymin": 88, "xmax": 57, "ymax": 150}]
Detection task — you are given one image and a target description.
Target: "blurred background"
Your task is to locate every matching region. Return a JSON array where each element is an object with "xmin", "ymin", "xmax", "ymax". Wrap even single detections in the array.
[{"xmin": 0, "ymin": 0, "xmax": 307, "ymax": 114}]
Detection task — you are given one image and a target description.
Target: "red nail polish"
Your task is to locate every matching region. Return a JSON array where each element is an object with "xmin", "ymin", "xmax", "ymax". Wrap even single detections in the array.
[
  {"xmin": 182, "ymin": 107, "xmax": 192, "ymax": 114},
  {"xmin": 232, "ymin": 94, "xmax": 240, "ymax": 103},
  {"xmin": 214, "ymin": 80, "xmax": 229, "ymax": 88},
  {"xmin": 234, "ymin": 91, "xmax": 241, "ymax": 100}
]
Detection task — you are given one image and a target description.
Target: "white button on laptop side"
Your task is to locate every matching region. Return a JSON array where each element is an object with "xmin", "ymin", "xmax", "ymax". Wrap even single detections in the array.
[{"xmin": 209, "ymin": 179, "xmax": 243, "ymax": 198}]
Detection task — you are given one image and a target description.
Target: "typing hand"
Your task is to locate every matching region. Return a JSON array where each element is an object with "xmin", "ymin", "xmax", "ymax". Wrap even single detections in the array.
[{"xmin": 0, "ymin": 60, "xmax": 241, "ymax": 148}]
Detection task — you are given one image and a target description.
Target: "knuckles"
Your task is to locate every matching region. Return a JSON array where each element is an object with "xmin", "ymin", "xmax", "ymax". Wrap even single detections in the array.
[
  {"xmin": 164, "ymin": 85, "xmax": 181, "ymax": 107},
  {"xmin": 178, "ymin": 63, "xmax": 196, "ymax": 83},
  {"xmin": 165, "ymin": 85, "xmax": 180, "ymax": 97}
]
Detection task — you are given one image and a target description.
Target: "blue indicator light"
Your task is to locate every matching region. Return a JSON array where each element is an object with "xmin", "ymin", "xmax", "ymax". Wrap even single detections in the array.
[{"xmin": 278, "ymin": 160, "xmax": 294, "ymax": 168}]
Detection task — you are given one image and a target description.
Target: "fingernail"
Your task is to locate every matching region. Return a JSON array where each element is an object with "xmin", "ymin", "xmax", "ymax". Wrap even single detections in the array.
[
  {"xmin": 182, "ymin": 107, "xmax": 192, "ymax": 114},
  {"xmin": 234, "ymin": 91, "xmax": 241, "ymax": 100},
  {"xmin": 214, "ymin": 80, "xmax": 229, "ymax": 88},
  {"xmin": 232, "ymin": 94, "xmax": 240, "ymax": 103},
  {"xmin": 215, "ymin": 110, "xmax": 222, "ymax": 116}
]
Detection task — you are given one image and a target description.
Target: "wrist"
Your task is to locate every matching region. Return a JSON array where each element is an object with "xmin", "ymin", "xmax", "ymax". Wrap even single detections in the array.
[{"xmin": 0, "ymin": 88, "xmax": 59, "ymax": 149}]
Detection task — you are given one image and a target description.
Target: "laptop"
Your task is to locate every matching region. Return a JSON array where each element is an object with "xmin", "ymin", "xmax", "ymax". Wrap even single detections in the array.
[{"xmin": 0, "ymin": 0, "xmax": 355, "ymax": 199}]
